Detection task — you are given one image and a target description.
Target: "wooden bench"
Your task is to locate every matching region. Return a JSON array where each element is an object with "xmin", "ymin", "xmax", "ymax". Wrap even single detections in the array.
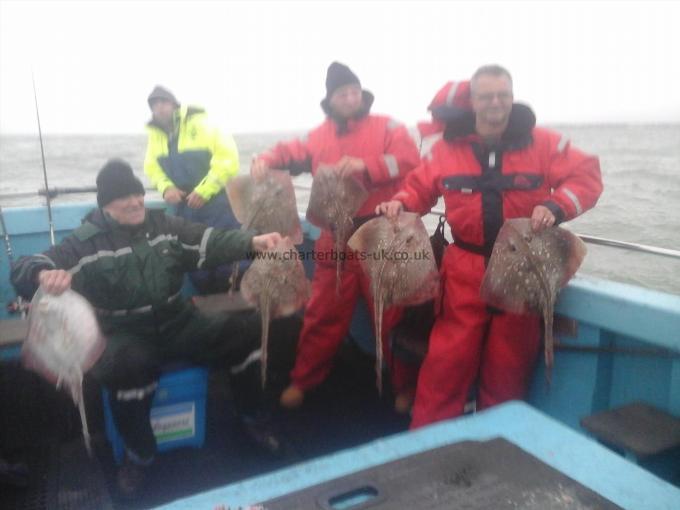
[
  {"xmin": 580, "ymin": 402, "xmax": 680, "ymax": 484},
  {"xmin": 581, "ymin": 402, "xmax": 680, "ymax": 459}
]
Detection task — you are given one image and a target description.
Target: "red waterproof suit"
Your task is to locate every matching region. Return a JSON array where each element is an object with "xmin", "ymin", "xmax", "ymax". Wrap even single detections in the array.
[
  {"xmin": 393, "ymin": 104, "xmax": 603, "ymax": 428},
  {"xmin": 259, "ymin": 102, "xmax": 421, "ymax": 394}
]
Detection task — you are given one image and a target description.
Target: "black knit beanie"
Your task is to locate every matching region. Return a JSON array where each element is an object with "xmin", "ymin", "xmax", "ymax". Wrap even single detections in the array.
[
  {"xmin": 96, "ymin": 159, "xmax": 145, "ymax": 207},
  {"xmin": 325, "ymin": 62, "xmax": 361, "ymax": 99},
  {"xmin": 147, "ymin": 85, "xmax": 179, "ymax": 109}
]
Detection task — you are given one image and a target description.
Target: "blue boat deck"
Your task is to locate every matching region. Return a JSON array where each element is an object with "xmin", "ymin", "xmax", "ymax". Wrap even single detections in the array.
[{"xmin": 158, "ymin": 401, "xmax": 680, "ymax": 510}]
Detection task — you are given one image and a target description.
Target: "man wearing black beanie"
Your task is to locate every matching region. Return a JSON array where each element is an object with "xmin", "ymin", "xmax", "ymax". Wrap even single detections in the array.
[
  {"xmin": 251, "ymin": 62, "xmax": 422, "ymax": 414},
  {"xmin": 11, "ymin": 159, "xmax": 286, "ymax": 498},
  {"xmin": 96, "ymin": 158, "xmax": 146, "ymax": 208}
]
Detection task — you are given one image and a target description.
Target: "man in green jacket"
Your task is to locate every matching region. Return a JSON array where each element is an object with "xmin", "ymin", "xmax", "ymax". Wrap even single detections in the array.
[
  {"xmin": 144, "ymin": 85, "xmax": 244, "ymax": 293},
  {"xmin": 11, "ymin": 159, "xmax": 283, "ymax": 498}
]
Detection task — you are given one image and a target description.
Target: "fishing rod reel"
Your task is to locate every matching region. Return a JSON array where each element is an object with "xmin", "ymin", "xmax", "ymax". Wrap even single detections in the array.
[
  {"xmin": 7, "ymin": 296, "xmax": 29, "ymax": 319},
  {"xmin": 1, "ymin": 205, "xmax": 30, "ymax": 318}
]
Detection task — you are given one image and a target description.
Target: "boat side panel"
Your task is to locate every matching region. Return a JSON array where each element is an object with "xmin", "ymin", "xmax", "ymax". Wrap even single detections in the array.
[{"xmin": 530, "ymin": 277, "xmax": 680, "ymax": 424}]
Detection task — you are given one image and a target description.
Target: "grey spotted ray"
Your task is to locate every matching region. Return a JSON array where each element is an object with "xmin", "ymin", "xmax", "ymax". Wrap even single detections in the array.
[
  {"xmin": 348, "ymin": 213, "xmax": 440, "ymax": 393},
  {"xmin": 22, "ymin": 287, "xmax": 106, "ymax": 456},
  {"xmin": 306, "ymin": 165, "xmax": 369, "ymax": 293},
  {"xmin": 480, "ymin": 218, "xmax": 586, "ymax": 380},
  {"xmin": 226, "ymin": 169, "xmax": 303, "ymax": 290},
  {"xmin": 240, "ymin": 237, "xmax": 310, "ymax": 387}
]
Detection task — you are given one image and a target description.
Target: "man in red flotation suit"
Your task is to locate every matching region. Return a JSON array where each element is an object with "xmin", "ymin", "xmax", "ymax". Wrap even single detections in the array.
[
  {"xmin": 378, "ymin": 65, "xmax": 603, "ymax": 428},
  {"xmin": 251, "ymin": 62, "xmax": 421, "ymax": 412}
]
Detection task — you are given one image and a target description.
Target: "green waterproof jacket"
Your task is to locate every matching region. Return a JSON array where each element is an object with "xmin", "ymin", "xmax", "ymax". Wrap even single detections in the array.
[
  {"xmin": 11, "ymin": 208, "xmax": 254, "ymax": 333},
  {"xmin": 144, "ymin": 105, "xmax": 239, "ymax": 201}
]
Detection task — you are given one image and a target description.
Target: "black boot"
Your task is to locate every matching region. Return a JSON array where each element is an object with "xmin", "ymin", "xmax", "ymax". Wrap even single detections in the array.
[
  {"xmin": 0, "ymin": 457, "xmax": 28, "ymax": 488},
  {"xmin": 239, "ymin": 414, "xmax": 285, "ymax": 458},
  {"xmin": 116, "ymin": 455, "xmax": 151, "ymax": 500}
]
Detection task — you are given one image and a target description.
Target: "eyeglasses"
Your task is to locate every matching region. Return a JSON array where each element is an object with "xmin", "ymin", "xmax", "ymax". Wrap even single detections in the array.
[{"xmin": 473, "ymin": 92, "xmax": 513, "ymax": 103}]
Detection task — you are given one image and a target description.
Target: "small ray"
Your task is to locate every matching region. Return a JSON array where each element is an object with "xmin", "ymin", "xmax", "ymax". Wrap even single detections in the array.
[
  {"xmin": 306, "ymin": 165, "xmax": 369, "ymax": 293},
  {"xmin": 226, "ymin": 170, "xmax": 303, "ymax": 290},
  {"xmin": 480, "ymin": 218, "xmax": 587, "ymax": 382},
  {"xmin": 23, "ymin": 288, "xmax": 106, "ymax": 456},
  {"xmin": 348, "ymin": 213, "xmax": 440, "ymax": 393},
  {"xmin": 240, "ymin": 237, "xmax": 311, "ymax": 387}
]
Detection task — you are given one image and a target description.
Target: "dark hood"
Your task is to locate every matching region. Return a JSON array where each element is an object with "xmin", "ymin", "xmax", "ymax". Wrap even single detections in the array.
[{"xmin": 443, "ymin": 103, "xmax": 536, "ymax": 150}]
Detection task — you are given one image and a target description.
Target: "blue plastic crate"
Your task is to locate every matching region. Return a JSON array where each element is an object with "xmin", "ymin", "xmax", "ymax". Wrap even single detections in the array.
[{"xmin": 102, "ymin": 366, "xmax": 208, "ymax": 464}]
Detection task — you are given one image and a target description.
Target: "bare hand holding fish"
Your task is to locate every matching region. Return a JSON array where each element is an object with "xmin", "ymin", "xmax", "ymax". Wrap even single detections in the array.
[
  {"xmin": 530, "ymin": 205, "xmax": 556, "ymax": 232},
  {"xmin": 37, "ymin": 268, "xmax": 72, "ymax": 294},
  {"xmin": 335, "ymin": 156, "xmax": 367, "ymax": 178},
  {"xmin": 252, "ymin": 232, "xmax": 284, "ymax": 252},
  {"xmin": 375, "ymin": 199, "xmax": 404, "ymax": 220}
]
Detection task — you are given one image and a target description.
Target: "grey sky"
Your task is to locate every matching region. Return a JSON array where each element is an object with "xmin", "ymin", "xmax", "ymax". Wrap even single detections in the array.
[{"xmin": 1, "ymin": 0, "xmax": 678, "ymax": 134}]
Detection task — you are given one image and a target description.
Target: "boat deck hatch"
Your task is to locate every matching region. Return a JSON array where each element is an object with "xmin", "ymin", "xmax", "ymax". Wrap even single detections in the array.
[{"xmin": 260, "ymin": 437, "xmax": 622, "ymax": 509}]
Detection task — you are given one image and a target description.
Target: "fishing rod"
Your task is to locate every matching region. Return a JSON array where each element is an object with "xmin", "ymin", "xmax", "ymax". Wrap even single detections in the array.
[
  {"xmin": 31, "ymin": 72, "xmax": 55, "ymax": 247},
  {"xmin": 0, "ymin": 187, "xmax": 97, "ymax": 201},
  {"xmin": 0, "ymin": 186, "xmax": 158, "ymax": 201}
]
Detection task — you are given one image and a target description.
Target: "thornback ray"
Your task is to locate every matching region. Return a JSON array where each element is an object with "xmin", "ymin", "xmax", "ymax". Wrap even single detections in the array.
[
  {"xmin": 240, "ymin": 237, "xmax": 310, "ymax": 387},
  {"xmin": 348, "ymin": 213, "xmax": 440, "ymax": 394},
  {"xmin": 22, "ymin": 287, "xmax": 106, "ymax": 456},
  {"xmin": 306, "ymin": 165, "xmax": 368, "ymax": 294},
  {"xmin": 226, "ymin": 170, "xmax": 303, "ymax": 290},
  {"xmin": 480, "ymin": 218, "xmax": 587, "ymax": 383}
]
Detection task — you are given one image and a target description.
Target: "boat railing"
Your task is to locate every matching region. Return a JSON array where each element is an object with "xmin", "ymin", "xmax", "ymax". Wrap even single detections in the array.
[
  {"xmin": 1, "ymin": 183, "xmax": 679, "ymax": 261},
  {"xmin": 424, "ymin": 206, "xmax": 680, "ymax": 260},
  {"xmin": 293, "ymin": 182, "xmax": 680, "ymax": 261}
]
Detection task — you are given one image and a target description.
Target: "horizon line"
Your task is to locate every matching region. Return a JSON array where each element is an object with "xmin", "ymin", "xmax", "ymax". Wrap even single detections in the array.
[{"xmin": 2, "ymin": 121, "xmax": 679, "ymax": 137}]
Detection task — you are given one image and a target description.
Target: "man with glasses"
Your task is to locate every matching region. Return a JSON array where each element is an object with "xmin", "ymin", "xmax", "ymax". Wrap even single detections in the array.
[{"xmin": 377, "ymin": 65, "xmax": 603, "ymax": 428}]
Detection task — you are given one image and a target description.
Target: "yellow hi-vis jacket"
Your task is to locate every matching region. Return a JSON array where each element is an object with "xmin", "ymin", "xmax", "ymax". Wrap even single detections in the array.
[{"xmin": 144, "ymin": 105, "xmax": 239, "ymax": 201}]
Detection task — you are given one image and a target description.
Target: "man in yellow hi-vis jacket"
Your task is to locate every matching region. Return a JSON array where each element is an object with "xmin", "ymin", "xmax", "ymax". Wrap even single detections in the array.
[{"xmin": 144, "ymin": 85, "xmax": 245, "ymax": 293}]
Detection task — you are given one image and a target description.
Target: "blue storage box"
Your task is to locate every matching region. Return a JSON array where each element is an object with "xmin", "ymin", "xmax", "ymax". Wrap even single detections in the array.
[{"xmin": 102, "ymin": 366, "xmax": 209, "ymax": 464}]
